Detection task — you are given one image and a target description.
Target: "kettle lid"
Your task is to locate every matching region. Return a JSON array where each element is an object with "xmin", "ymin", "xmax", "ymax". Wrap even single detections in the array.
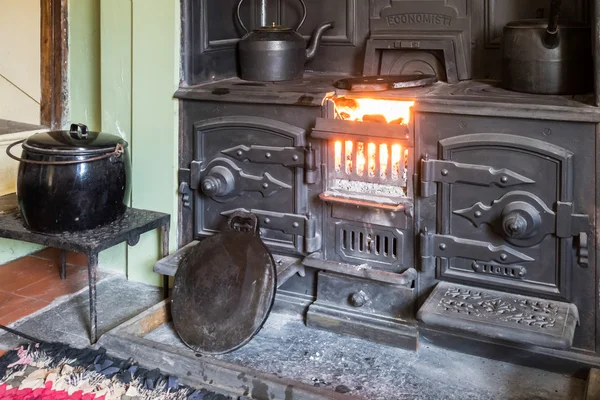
[{"xmin": 255, "ymin": 22, "xmax": 293, "ymax": 32}]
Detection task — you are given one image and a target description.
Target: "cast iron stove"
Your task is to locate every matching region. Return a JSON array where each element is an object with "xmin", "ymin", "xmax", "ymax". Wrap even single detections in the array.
[{"xmin": 170, "ymin": 75, "xmax": 595, "ymax": 371}]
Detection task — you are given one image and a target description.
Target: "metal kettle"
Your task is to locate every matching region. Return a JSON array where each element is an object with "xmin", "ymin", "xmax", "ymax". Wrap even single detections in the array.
[
  {"xmin": 502, "ymin": 0, "xmax": 592, "ymax": 94},
  {"xmin": 236, "ymin": 0, "xmax": 333, "ymax": 82}
]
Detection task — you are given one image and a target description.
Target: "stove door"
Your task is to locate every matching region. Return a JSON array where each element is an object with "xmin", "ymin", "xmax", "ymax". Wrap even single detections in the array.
[
  {"xmin": 191, "ymin": 116, "xmax": 319, "ymax": 255},
  {"xmin": 419, "ymin": 133, "xmax": 589, "ymax": 301}
]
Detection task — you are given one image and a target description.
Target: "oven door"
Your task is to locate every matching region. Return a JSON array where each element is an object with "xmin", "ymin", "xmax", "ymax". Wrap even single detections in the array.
[
  {"xmin": 418, "ymin": 133, "xmax": 589, "ymax": 301},
  {"xmin": 189, "ymin": 116, "xmax": 321, "ymax": 255}
]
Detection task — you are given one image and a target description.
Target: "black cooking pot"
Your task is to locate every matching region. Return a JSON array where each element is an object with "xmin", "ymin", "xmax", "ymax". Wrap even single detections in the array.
[{"xmin": 6, "ymin": 123, "xmax": 130, "ymax": 233}]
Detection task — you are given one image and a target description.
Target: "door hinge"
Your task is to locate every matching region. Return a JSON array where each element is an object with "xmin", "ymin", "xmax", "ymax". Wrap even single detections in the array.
[
  {"xmin": 222, "ymin": 143, "xmax": 317, "ymax": 184},
  {"xmin": 222, "ymin": 208, "xmax": 321, "ymax": 253},
  {"xmin": 420, "ymin": 158, "xmax": 535, "ymax": 197},
  {"xmin": 420, "ymin": 229, "xmax": 533, "ymax": 265}
]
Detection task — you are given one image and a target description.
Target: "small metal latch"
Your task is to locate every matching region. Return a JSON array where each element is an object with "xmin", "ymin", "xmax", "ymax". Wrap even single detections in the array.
[
  {"xmin": 420, "ymin": 158, "xmax": 534, "ymax": 197},
  {"xmin": 178, "ymin": 168, "xmax": 192, "ymax": 209},
  {"xmin": 556, "ymin": 201, "xmax": 590, "ymax": 267},
  {"xmin": 222, "ymin": 143, "xmax": 317, "ymax": 184},
  {"xmin": 222, "ymin": 209, "xmax": 322, "ymax": 253}
]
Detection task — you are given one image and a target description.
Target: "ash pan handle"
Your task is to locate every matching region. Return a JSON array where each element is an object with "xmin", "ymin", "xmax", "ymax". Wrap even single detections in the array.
[{"xmin": 227, "ymin": 211, "xmax": 259, "ymax": 234}]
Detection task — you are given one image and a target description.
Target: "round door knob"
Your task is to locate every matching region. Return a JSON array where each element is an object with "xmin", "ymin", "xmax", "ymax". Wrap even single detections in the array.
[
  {"xmin": 500, "ymin": 201, "xmax": 541, "ymax": 240},
  {"xmin": 349, "ymin": 291, "xmax": 367, "ymax": 308},
  {"xmin": 200, "ymin": 176, "xmax": 221, "ymax": 196},
  {"xmin": 502, "ymin": 212, "xmax": 528, "ymax": 238},
  {"xmin": 200, "ymin": 166, "xmax": 235, "ymax": 197}
]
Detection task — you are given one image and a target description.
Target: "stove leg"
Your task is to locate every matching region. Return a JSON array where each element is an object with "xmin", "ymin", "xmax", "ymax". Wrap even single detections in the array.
[
  {"xmin": 87, "ymin": 253, "xmax": 98, "ymax": 344},
  {"xmin": 60, "ymin": 250, "xmax": 66, "ymax": 280},
  {"xmin": 161, "ymin": 222, "xmax": 170, "ymax": 299}
]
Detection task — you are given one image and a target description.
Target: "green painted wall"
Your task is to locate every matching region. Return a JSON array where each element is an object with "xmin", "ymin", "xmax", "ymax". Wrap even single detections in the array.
[
  {"xmin": 98, "ymin": 0, "xmax": 132, "ymax": 275},
  {"xmin": 127, "ymin": 0, "xmax": 180, "ymax": 285},
  {"xmin": 0, "ymin": 240, "xmax": 42, "ymax": 265},
  {"xmin": 67, "ymin": 0, "xmax": 129, "ymax": 275},
  {"xmin": 96, "ymin": 0, "xmax": 180, "ymax": 284},
  {"xmin": 67, "ymin": 0, "xmax": 101, "ymax": 131}
]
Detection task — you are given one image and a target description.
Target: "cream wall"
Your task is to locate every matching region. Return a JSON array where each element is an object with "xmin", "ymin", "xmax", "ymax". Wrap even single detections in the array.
[{"xmin": 0, "ymin": 0, "xmax": 41, "ymax": 125}]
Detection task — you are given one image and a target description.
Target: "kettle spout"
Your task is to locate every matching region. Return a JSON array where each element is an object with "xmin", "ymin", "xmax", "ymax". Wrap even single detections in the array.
[{"xmin": 306, "ymin": 22, "xmax": 334, "ymax": 63}]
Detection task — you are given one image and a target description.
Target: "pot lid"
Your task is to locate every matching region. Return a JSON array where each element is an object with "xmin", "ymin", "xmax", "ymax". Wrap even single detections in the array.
[
  {"xmin": 171, "ymin": 211, "xmax": 276, "ymax": 355},
  {"xmin": 24, "ymin": 123, "xmax": 127, "ymax": 154}
]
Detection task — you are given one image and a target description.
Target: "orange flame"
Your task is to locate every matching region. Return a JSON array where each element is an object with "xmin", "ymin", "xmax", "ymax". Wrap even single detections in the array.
[
  {"xmin": 368, "ymin": 143, "xmax": 377, "ymax": 177},
  {"xmin": 334, "ymin": 140, "xmax": 404, "ymax": 182},
  {"xmin": 345, "ymin": 140, "xmax": 353, "ymax": 174},
  {"xmin": 334, "ymin": 141, "xmax": 342, "ymax": 172},
  {"xmin": 391, "ymin": 144, "xmax": 402, "ymax": 180},
  {"xmin": 356, "ymin": 142, "xmax": 366, "ymax": 176},
  {"xmin": 333, "ymin": 97, "xmax": 414, "ymax": 125},
  {"xmin": 380, "ymin": 144, "xmax": 389, "ymax": 179}
]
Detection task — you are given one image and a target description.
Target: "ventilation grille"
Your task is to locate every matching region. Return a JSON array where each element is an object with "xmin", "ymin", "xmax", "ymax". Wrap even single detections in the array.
[
  {"xmin": 335, "ymin": 224, "xmax": 403, "ymax": 267},
  {"xmin": 474, "ymin": 263, "xmax": 526, "ymax": 279}
]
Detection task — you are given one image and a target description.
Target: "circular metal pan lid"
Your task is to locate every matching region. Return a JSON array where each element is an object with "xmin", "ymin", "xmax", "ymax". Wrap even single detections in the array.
[
  {"xmin": 334, "ymin": 74, "xmax": 438, "ymax": 92},
  {"xmin": 171, "ymin": 212, "xmax": 277, "ymax": 355},
  {"xmin": 24, "ymin": 123, "xmax": 127, "ymax": 155}
]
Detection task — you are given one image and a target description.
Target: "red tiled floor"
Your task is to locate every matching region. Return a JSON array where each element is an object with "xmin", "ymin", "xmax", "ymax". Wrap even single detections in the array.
[
  {"xmin": 0, "ymin": 247, "xmax": 93, "ymax": 327},
  {"xmin": 0, "ymin": 256, "xmax": 59, "ymax": 291},
  {"xmin": 30, "ymin": 248, "xmax": 88, "ymax": 267},
  {"xmin": 16, "ymin": 265, "xmax": 89, "ymax": 302}
]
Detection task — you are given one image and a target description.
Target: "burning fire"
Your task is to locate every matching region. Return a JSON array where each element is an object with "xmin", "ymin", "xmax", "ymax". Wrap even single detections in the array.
[
  {"xmin": 379, "ymin": 144, "xmax": 388, "ymax": 179},
  {"xmin": 333, "ymin": 97, "xmax": 414, "ymax": 125},
  {"xmin": 335, "ymin": 140, "xmax": 405, "ymax": 181}
]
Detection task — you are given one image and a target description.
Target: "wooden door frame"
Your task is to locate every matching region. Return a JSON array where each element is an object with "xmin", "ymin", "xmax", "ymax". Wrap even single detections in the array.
[{"xmin": 40, "ymin": 0, "xmax": 68, "ymax": 129}]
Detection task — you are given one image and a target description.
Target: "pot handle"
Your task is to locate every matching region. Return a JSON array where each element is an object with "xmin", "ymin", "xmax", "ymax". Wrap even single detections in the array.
[
  {"xmin": 5, "ymin": 140, "xmax": 124, "ymax": 165},
  {"xmin": 69, "ymin": 123, "xmax": 89, "ymax": 140},
  {"xmin": 236, "ymin": 0, "xmax": 307, "ymax": 33},
  {"xmin": 543, "ymin": 0, "xmax": 561, "ymax": 48}
]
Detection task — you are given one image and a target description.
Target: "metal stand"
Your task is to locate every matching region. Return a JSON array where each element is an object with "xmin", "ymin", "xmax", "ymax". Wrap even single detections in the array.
[
  {"xmin": 0, "ymin": 207, "xmax": 170, "ymax": 344},
  {"xmin": 60, "ymin": 249, "xmax": 66, "ymax": 280}
]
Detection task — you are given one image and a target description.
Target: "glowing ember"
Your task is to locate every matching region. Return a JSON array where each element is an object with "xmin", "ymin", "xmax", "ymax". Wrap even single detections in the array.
[
  {"xmin": 333, "ymin": 139, "xmax": 405, "ymax": 184},
  {"xmin": 334, "ymin": 141, "xmax": 342, "ymax": 172},
  {"xmin": 379, "ymin": 144, "xmax": 389, "ymax": 179},
  {"xmin": 391, "ymin": 144, "xmax": 402, "ymax": 180},
  {"xmin": 356, "ymin": 142, "xmax": 366, "ymax": 176},
  {"xmin": 368, "ymin": 143, "xmax": 377, "ymax": 177},
  {"xmin": 345, "ymin": 140, "xmax": 353, "ymax": 174},
  {"xmin": 333, "ymin": 97, "xmax": 414, "ymax": 125}
]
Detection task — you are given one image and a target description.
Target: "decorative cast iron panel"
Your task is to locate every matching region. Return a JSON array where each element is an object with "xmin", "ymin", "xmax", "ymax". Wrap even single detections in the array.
[
  {"xmin": 425, "ymin": 133, "xmax": 580, "ymax": 300},
  {"xmin": 417, "ymin": 282, "xmax": 579, "ymax": 349},
  {"xmin": 192, "ymin": 116, "xmax": 310, "ymax": 254}
]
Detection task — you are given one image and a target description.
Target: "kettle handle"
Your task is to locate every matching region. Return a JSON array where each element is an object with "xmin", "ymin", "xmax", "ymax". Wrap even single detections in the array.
[
  {"xmin": 543, "ymin": 0, "xmax": 561, "ymax": 48},
  {"xmin": 236, "ymin": 0, "xmax": 307, "ymax": 34}
]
